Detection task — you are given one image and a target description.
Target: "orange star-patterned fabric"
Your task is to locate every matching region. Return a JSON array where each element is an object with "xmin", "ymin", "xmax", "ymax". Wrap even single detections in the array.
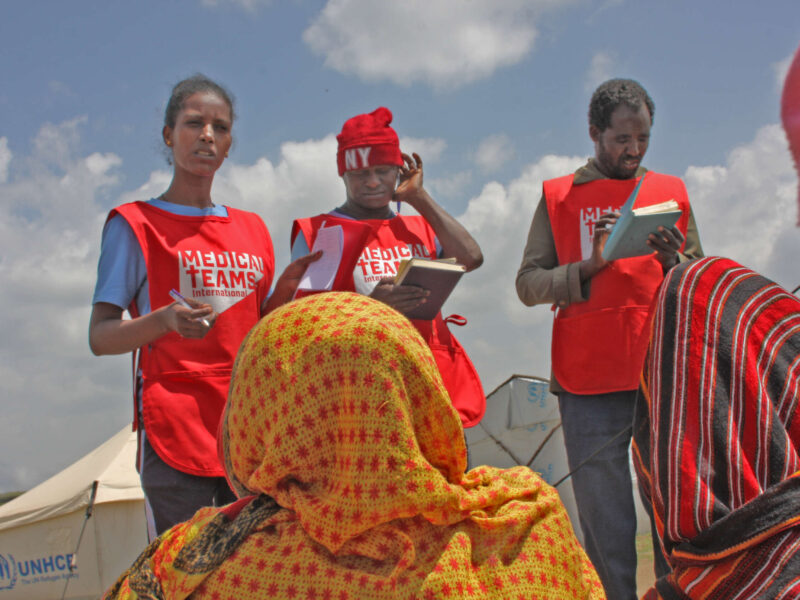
[{"xmin": 106, "ymin": 292, "xmax": 604, "ymax": 600}]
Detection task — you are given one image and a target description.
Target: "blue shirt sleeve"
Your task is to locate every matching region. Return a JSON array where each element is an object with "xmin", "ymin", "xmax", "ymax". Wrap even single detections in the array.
[{"xmin": 92, "ymin": 215, "xmax": 149, "ymax": 313}]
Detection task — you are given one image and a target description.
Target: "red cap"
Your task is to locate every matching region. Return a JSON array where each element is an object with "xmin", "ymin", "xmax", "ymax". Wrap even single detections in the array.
[
  {"xmin": 781, "ymin": 44, "xmax": 800, "ymax": 224},
  {"xmin": 336, "ymin": 107, "xmax": 403, "ymax": 176}
]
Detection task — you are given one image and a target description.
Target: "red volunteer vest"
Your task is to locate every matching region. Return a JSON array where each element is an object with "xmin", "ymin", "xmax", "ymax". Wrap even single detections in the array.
[
  {"xmin": 292, "ymin": 214, "xmax": 486, "ymax": 427},
  {"xmin": 544, "ymin": 173, "xmax": 690, "ymax": 394},
  {"xmin": 112, "ymin": 201, "xmax": 274, "ymax": 476}
]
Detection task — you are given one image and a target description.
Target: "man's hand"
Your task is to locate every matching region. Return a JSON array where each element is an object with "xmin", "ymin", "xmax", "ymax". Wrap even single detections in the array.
[
  {"xmin": 579, "ymin": 211, "xmax": 620, "ymax": 281},
  {"xmin": 393, "ymin": 152, "xmax": 425, "ymax": 209},
  {"xmin": 369, "ymin": 277, "xmax": 430, "ymax": 315},
  {"xmin": 647, "ymin": 225, "xmax": 684, "ymax": 270}
]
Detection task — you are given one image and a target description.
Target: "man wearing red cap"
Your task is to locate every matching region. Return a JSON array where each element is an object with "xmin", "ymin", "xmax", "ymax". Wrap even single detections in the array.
[
  {"xmin": 516, "ymin": 79, "xmax": 703, "ymax": 600},
  {"xmin": 292, "ymin": 107, "xmax": 486, "ymax": 429}
]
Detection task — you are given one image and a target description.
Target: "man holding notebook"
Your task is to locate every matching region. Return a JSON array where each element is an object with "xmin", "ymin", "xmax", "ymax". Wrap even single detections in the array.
[{"xmin": 515, "ymin": 79, "xmax": 703, "ymax": 600}]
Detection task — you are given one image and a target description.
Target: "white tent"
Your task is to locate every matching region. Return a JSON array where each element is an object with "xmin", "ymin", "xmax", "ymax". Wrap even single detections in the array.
[
  {"xmin": 465, "ymin": 375, "xmax": 650, "ymax": 543},
  {"xmin": 0, "ymin": 427, "xmax": 147, "ymax": 600}
]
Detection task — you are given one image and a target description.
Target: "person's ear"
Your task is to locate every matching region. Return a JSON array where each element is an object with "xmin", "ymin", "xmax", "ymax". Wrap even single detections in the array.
[
  {"xmin": 163, "ymin": 125, "xmax": 173, "ymax": 148},
  {"xmin": 589, "ymin": 124, "xmax": 600, "ymax": 143}
]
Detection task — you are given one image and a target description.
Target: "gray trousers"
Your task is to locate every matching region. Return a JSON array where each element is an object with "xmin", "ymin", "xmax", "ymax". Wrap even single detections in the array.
[{"xmin": 140, "ymin": 433, "xmax": 236, "ymax": 540}]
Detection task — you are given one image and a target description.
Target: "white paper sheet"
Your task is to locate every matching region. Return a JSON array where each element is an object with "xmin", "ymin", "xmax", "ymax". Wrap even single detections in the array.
[{"xmin": 297, "ymin": 225, "xmax": 344, "ymax": 292}]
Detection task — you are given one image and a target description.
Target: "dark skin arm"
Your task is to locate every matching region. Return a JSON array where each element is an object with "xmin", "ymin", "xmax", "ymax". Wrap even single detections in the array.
[
  {"xmin": 89, "ymin": 297, "xmax": 217, "ymax": 356},
  {"xmin": 578, "ymin": 211, "xmax": 618, "ymax": 282},
  {"xmin": 646, "ymin": 225, "xmax": 685, "ymax": 270},
  {"xmin": 89, "ymin": 253, "xmax": 322, "ymax": 353},
  {"xmin": 263, "ymin": 251, "xmax": 322, "ymax": 315},
  {"xmin": 371, "ymin": 152, "xmax": 482, "ymax": 315},
  {"xmin": 394, "ymin": 152, "xmax": 483, "ymax": 271}
]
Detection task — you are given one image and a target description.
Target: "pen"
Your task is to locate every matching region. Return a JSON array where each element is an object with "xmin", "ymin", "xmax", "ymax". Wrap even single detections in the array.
[{"xmin": 169, "ymin": 289, "xmax": 211, "ymax": 327}]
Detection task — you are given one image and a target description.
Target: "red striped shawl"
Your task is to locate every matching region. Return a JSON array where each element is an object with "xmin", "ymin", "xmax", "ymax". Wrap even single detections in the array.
[{"xmin": 633, "ymin": 257, "xmax": 800, "ymax": 599}]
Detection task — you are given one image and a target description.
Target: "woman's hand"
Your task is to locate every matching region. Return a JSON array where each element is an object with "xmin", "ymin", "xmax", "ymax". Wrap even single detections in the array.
[
  {"xmin": 89, "ymin": 298, "xmax": 216, "ymax": 356},
  {"xmin": 162, "ymin": 298, "xmax": 216, "ymax": 338},
  {"xmin": 263, "ymin": 251, "xmax": 323, "ymax": 314}
]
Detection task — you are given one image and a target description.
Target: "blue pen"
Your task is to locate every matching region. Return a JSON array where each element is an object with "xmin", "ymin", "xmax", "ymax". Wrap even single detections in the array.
[
  {"xmin": 396, "ymin": 170, "xmax": 402, "ymax": 214},
  {"xmin": 169, "ymin": 289, "xmax": 211, "ymax": 327}
]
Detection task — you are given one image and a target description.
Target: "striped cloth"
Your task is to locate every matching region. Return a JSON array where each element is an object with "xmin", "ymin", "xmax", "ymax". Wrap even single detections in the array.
[
  {"xmin": 632, "ymin": 257, "xmax": 800, "ymax": 599},
  {"xmin": 105, "ymin": 291, "xmax": 604, "ymax": 599}
]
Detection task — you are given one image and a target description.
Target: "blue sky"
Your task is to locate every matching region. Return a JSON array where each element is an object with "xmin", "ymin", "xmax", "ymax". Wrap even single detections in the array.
[{"xmin": 1, "ymin": 0, "xmax": 799, "ymax": 491}]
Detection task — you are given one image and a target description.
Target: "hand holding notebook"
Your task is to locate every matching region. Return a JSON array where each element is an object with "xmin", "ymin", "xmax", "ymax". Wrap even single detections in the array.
[
  {"xmin": 393, "ymin": 257, "xmax": 466, "ymax": 320},
  {"xmin": 601, "ymin": 174, "xmax": 683, "ymax": 261}
]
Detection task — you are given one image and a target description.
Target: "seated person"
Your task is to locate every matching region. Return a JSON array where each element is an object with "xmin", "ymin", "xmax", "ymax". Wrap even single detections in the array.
[
  {"xmin": 632, "ymin": 256, "xmax": 800, "ymax": 599},
  {"xmin": 105, "ymin": 292, "xmax": 605, "ymax": 600},
  {"xmin": 633, "ymin": 43, "xmax": 800, "ymax": 600}
]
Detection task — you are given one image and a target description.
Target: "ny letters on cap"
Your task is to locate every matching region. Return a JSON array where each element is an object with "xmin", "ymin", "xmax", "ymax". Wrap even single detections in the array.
[{"xmin": 336, "ymin": 107, "xmax": 403, "ymax": 176}]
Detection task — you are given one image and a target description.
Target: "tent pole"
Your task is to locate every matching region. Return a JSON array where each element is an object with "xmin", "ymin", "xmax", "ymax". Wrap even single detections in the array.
[
  {"xmin": 60, "ymin": 480, "xmax": 99, "ymax": 600},
  {"xmin": 525, "ymin": 422, "xmax": 562, "ymax": 469}
]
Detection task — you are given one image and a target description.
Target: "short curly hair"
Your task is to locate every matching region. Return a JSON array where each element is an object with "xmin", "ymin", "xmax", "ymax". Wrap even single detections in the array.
[{"xmin": 589, "ymin": 79, "xmax": 654, "ymax": 132}]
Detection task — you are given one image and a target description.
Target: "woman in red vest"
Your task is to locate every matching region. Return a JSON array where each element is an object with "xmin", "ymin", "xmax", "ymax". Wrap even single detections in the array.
[
  {"xmin": 291, "ymin": 107, "xmax": 487, "ymax": 428},
  {"xmin": 89, "ymin": 75, "xmax": 317, "ymax": 539}
]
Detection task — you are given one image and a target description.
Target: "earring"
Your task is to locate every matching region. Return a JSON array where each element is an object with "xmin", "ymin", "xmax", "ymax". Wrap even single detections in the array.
[
  {"xmin": 166, "ymin": 140, "xmax": 172, "ymax": 147},
  {"xmin": 225, "ymin": 151, "xmax": 229, "ymax": 158}
]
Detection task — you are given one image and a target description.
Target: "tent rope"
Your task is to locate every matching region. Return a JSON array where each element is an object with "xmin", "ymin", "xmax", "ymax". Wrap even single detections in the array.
[
  {"xmin": 60, "ymin": 480, "xmax": 98, "ymax": 600},
  {"xmin": 525, "ymin": 422, "xmax": 562, "ymax": 469},
  {"xmin": 552, "ymin": 424, "xmax": 633, "ymax": 488},
  {"xmin": 477, "ymin": 421, "xmax": 563, "ymax": 472}
]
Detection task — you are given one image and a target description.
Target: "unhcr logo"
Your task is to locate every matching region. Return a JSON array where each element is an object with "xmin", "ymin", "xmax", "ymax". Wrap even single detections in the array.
[
  {"xmin": 0, "ymin": 554, "xmax": 17, "ymax": 590},
  {"xmin": 16, "ymin": 553, "xmax": 75, "ymax": 577}
]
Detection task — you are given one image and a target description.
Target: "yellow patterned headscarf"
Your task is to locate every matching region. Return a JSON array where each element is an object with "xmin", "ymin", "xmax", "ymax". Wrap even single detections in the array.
[{"xmin": 106, "ymin": 292, "xmax": 604, "ymax": 600}]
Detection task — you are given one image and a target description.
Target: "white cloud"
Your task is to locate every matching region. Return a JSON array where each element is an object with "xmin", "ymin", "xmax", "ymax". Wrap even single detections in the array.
[
  {"xmin": 0, "ymin": 119, "xmax": 128, "ymax": 491},
  {"xmin": 472, "ymin": 133, "xmax": 515, "ymax": 173},
  {"xmin": 303, "ymin": 0, "xmax": 573, "ymax": 90},
  {"xmin": 684, "ymin": 123, "xmax": 797, "ymax": 286},
  {"xmin": 428, "ymin": 171, "xmax": 473, "ymax": 201},
  {"xmin": 585, "ymin": 51, "xmax": 615, "ymax": 92},
  {"xmin": 200, "ymin": 135, "xmax": 344, "ymax": 268},
  {"xmin": 31, "ymin": 116, "xmax": 87, "ymax": 172},
  {"xmin": 443, "ymin": 154, "xmax": 586, "ymax": 390},
  {"xmin": 399, "ymin": 136, "xmax": 447, "ymax": 162},
  {"xmin": 0, "ymin": 137, "xmax": 11, "ymax": 183}
]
